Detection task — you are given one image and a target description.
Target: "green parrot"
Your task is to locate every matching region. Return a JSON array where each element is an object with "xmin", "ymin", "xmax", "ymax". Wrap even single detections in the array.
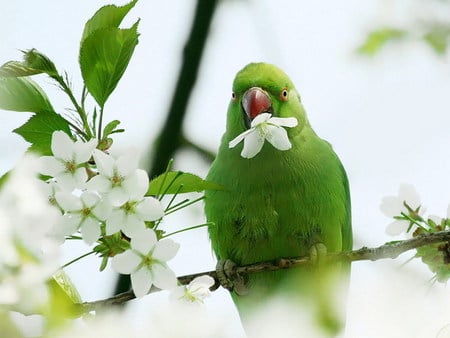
[{"xmin": 204, "ymin": 62, "xmax": 352, "ymax": 335}]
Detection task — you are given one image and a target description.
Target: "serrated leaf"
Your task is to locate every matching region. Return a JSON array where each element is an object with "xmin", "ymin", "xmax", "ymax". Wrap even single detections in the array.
[
  {"xmin": 81, "ymin": 0, "xmax": 138, "ymax": 43},
  {"xmin": 22, "ymin": 48, "xmax": 58, "ymax": 77},
  {"xmin": 0, "ymin": 49, "xmax": 58, "ymax": 78},
  {"xmin": 0, "ymin": 76, "xmax": 54, "ymax": 113},
  {"xmin": 0, "ymin": 61, "xmax": 43, "ymax": 77},
  {"xmin": 79, "ymin": 22, "xmax": 139, "ymax": 108},
  {"xmin": 357, "ymin": 28, "xmax": 406, "ymax": 56},
  {"xmin": 148, "ymin": 171, "xmax": 224, "ymax": 196},
  {"xmin": 13, "ymin": 111, "xmax": 71, "ymax": 155}
]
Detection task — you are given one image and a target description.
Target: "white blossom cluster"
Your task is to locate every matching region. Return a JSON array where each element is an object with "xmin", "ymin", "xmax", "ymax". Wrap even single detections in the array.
[
  {"xmin": 380, "ymin": 183, "xmax": 450, "ymax": 236},
  {"xmin": 0, "ymin": 155, "xmax": 60, "ymax": 314},
  {"xmin": 36, "ymin": 131, "xmax": 213, "ymax": 300}
]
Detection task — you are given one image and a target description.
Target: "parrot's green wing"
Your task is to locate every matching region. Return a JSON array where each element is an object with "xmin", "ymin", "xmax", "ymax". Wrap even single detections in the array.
[{"xmin": 205, "ymin": 63, "xmax": 352, "ymax": 336}]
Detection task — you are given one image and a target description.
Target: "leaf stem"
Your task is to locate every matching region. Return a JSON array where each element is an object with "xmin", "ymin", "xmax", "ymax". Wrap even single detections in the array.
[
  {"xmin": 61, "ymin": 251, "xmax": 95, "ymax": 269},
  {"xmin": 164, "ymin": 195, "xmax": 205, "ymax": 216},
  {"xmin": 163, "ymin": 222, "xmax": 211, "ymax": 238},
  {"xmin": 55, "ymin": 73, "xmax": 93, "ymax": 138}
]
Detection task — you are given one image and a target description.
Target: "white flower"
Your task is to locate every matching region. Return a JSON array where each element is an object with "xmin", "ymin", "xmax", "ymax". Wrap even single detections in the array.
[
  {"xmin": 170, "ymin": 275, "xmax": 215, "ymax": 304},
  {"xmin": 229, "ymin": 113, "xmax": 298, "ymax": 159},
  {"xmin": 380, "ymin": 184, "xmax": 424, "ymax": 235},
  {"xmin": 0, "ymin": 155, "xmax": 60, "ymax": 314},
  {"xmin": 87, "ymin": 149, "xmax": 147, "ymax": 206},
  {"xmin": 111, "ymin": 228, "xmax": 179, "ymax": 297},
  {"xmin": 56, "ymin": 191, "xmax": 112, "ymax": 244},
  {"xmin": 106, "ymin": 196, "xmax": 164, "ymax": 238},
  {"xmin": 39, "ymin": 131, "xmax": 97, "ymax": 190},
  {"xmin": 104, "ymin": 170, "xmax": 164, "ymax": 237}
]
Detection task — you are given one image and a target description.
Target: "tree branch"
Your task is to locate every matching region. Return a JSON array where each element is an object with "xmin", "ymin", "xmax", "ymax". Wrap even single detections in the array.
[
  {"xmin": 83, "ymin": 230, "xmax": 450, "ymax": 312},
  {"xmin": 113, "ymin": 0, "xmax": 219, "ymax": 295}
]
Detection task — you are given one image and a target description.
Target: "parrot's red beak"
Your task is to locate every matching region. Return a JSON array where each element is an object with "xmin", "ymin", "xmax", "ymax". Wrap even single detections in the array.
[{"xmin": 242, "ymin": 87, "xmax": 272, "ymax": 128}]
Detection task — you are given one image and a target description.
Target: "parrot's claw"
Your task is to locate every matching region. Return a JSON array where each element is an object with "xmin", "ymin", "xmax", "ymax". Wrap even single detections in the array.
[
  {"xmin": 309, "ymin": 242, "xmax": 328, "ymax": 265},
  {"xmin": 215, "ymin": 259, "xmax": 248, "ymax": 296}
]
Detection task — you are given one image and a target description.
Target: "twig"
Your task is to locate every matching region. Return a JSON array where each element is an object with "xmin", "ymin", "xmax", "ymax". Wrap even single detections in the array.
[
  {"xmin": 82, "ymin": 230, "xmax": 450, "ymax": 312},
  {"xmin": 114, "ymin": 0, "xmax": 219, "ymax": 296}
]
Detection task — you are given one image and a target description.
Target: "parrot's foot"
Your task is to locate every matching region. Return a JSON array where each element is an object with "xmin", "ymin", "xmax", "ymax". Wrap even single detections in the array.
[
  {"xmin": 215, "ymin": 259, "xmax": 248, "ymax": 296},
  {"xmin": 309, "ymin": 243, "xmax": 328, "ymax": 265}
]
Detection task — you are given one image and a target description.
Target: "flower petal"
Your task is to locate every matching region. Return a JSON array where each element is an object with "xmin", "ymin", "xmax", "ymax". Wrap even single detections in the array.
[
  {"xmin": 111, "ymin": 250, "xmax": 141, "ymax": 274},
  {"xmin": 250, "ymin": 112, "xmax": 271, "ymax": 127},
  {"xmin": 116, "ymin": 151, "xmax": 139, "ymax": 177},
  {"xmin": 265, "ymin": 125, "xmax": 292, "ymax": 151},
  {"xmin": 80, "ymin": 191, "xmax": 100, "ymax": 208},
  {"xmin": 86, "ymin": 175, "xmax": 112, "ymax": 193},
  {"xmin": 121, "ymin": 215, "xmax": 146, "ymax": 238},
  {"xmin": 80, "ymin": 218, "xmax": 101, "ymax": 245},
  {"xmin": 131, "ymin": 268, "xmax": 153, "ymax": 297},
  {"xmin": 55, "ymin": 192, "xmax": 82, "ymax": 211},
  {"xmin": 106, "ymin": 209, "xmax": 125, "ymax": 235},
  {"xmin": 93, "ymin": 149, "xmax": 114, "ymax": 177},
  {"xmin": 398, "ymin": 184, "xmax": 421, "ymax": 210},
  {"xmin": 59, "ymin": 214, "xmax": 80, "ymax": 235},
  {"xmin": 190, "ymin": 275, "xmax": 215, "ymax": 289},
  {"xmin": 123, "ymin": 169, "xmax": 148, "ymax": 200},
  {"xmin": 153, "ymin": 238, "xmax": 180, "ymax": 262},
  {"xmin": 380, "ymin": 196, "xmax": 402, "ymax": 218},
  {"xmin": 51, "ymin": 131, "xmax": 73, "ymax": 160},
  {"xmin": 73, "ymin": 138, "xmax": 97, "ymax": 164},
  {"xmin": 38, "ymin": 156, "xmax": 65, "ymax": 177},
  {"xmin": 136, "ymin": 197, "xmax": 165, "ymax": 221},
  {"xmin": 241, "ymin": 130, "xmax": 264, "ymax": 158},
  {"xmin": 92, "ymin": 199, "xmax": 112, "ymax": 220},
  {"xmin": 108, "ymin": 187, "xmax": 129, "ymax": 206},
  {"xmin": 152, "ymin": 264, "xmax": 178, "ymax": 290},
  {"xmin": 229, "ymin": 129, "xmax": 254, "ymax": 148},
  {"xmin": 130, "ymin": 228, "xmax": 157, "ymax": 254},
  {"xmin": 269, "ymin": 116, "xmax": 298, "ymax": 128},
  {"xmin": 385, "ymin": 220, "xmax": 408, "ymax": 236}
]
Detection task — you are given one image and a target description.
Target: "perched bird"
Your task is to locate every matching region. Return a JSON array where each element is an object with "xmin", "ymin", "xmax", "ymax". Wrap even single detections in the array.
[{"xmin": 204, "ymin": 63, "xmax": 352, "ymax": 335}]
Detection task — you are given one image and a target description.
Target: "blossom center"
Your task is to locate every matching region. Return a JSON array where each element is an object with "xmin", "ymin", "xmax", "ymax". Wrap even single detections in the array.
[
  {"xmin": 64, "ymin": 159, "xmax": 77, "ymax": 174},
  {"xmin": 111, "ymin": 170, "xmax": 124, "ymax": 187},
  {"xmin": 122, "ymin": 201, "xmax": 137, "ymax": 214},
  {"xmin": 81, "ymin": 207, "xmax": 92, "ymax": 218}
]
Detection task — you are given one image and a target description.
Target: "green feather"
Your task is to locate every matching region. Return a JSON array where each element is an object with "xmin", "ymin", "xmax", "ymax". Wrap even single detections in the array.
[{"xmin": 205, "ymin": 63, "xmax": 352, "ymax": 334}]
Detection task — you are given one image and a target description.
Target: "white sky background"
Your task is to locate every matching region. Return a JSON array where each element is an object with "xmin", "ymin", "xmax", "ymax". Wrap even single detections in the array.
[{"xmin": 2, "ymin": 0, "xmax": 450, "ymax": 337}]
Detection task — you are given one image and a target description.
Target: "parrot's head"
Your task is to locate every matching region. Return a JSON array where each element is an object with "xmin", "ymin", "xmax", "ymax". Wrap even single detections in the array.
[{"xmin": 226, "ymin": 62, "xmax": 308, "ymax": 137}]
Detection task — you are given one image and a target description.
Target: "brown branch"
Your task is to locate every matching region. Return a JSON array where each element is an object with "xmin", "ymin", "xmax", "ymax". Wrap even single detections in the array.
[{"xmin": 81, "ymin": 229, "xmax": 450, "ymax": 312}]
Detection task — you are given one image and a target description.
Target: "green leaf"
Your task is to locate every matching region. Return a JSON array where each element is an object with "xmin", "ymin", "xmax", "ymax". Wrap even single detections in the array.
[
  {"xmin": 52, "ymin": 270, "xmax": 82, "ymax": 304},
  {"xmin": 0, "ymin": 61, "xmax": 43, "ymax": 77},
  {"xmin": 79, "ymin": 22, "xmax": 139, "ymax": 108},
  {"xmin": 357, "ymin": 28, "xmax": 406, "ymax": 56},
  {"xmin": 46, "ymin": 270, "xmax": 84, "ymax": 322},
  {"xmin": 0, "ymin": 76, "xmax": 54, "ymax": 113},
  {"xmin": 0, "ymin": 49, "xmax": 58, "ymax": 78},
  {"xmin": 0, "ymin": 171, "xmax": 10, "ymax": 190},
  {"xmin": 147, "ymin": 171, "xmax": 224, "ymax": 195},
  {"xmin": 423, "ymin": 29, "xmax": 449, "ymax": 55},
  {"xmin": 13, "ymin": 111, "xmax": 71, "ymax": 155},
  {"xmin": 102, "ymin": 119, "xmax": 121, "ymax": 137},
  {"xmin": 81, "ymin": 0, "xmax": 138, "ymax": 43},
  {"xmin": 22, "ymin": 48, "xmax": 58, "ymax": 77}
]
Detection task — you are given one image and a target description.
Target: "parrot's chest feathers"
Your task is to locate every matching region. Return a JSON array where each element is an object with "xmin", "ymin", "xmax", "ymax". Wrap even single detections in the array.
[{"xmin": 216, "ymin": 156, "xmax": 333, "ymax": 262}]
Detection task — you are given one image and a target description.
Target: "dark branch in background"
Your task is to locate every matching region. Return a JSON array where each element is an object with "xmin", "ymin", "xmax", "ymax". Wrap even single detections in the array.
[
  {"xmin": 180, "ymin": 134, "xmax": 216, "ymax": 163},
  {"xmin": 84, "ymin": 230, "xmax": 450, "ymax": 312},
  {"xmin": 113, "ymin": 0, "xmax": 219, "ymax": 296}
]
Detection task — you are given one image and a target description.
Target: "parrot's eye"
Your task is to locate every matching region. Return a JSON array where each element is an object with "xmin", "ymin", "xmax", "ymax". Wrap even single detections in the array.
[
  {"xmin": 280, "ymin": 88, "xmax": 289, "ymax": 101},
  {"xmin": 231, "ymin": 92, "xmax": 237, "ymax": 101}
]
